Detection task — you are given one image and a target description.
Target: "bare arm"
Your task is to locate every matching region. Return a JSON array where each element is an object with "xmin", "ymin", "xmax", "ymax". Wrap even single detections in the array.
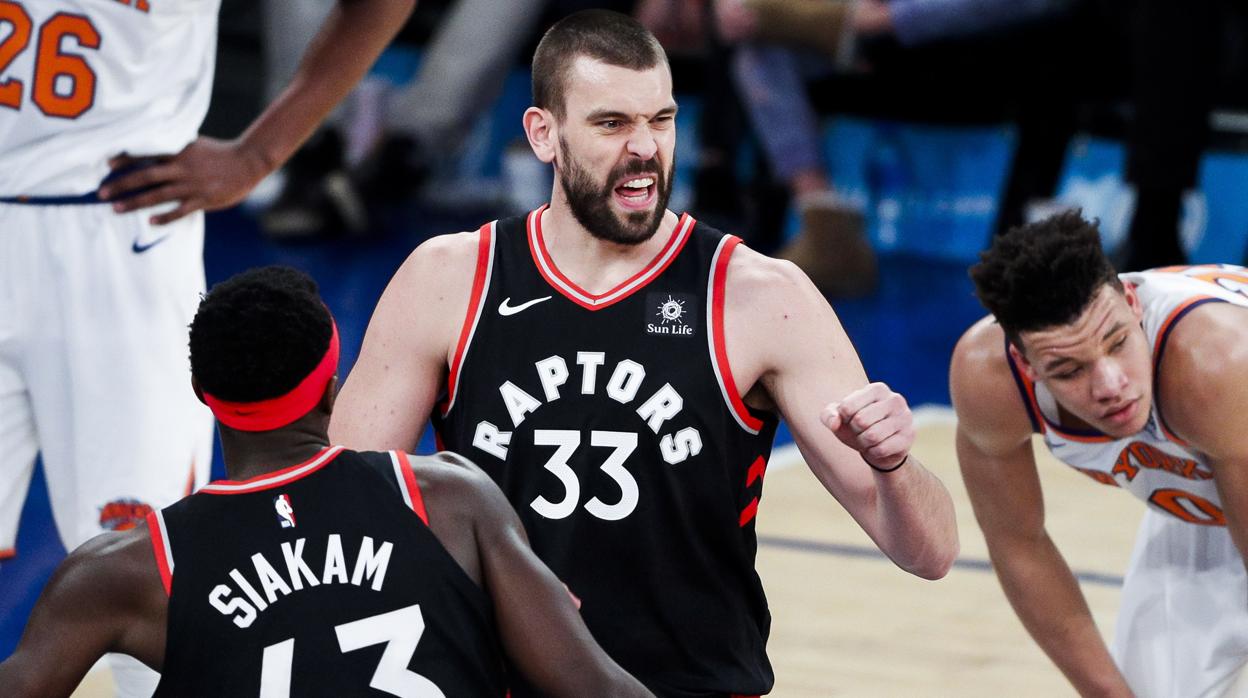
[
  {"xmin": 101, "ymin": 0, "xmax": 417, "ymax": 223},
  {"xmin": 726, "ymin": 245, "xmax": 958, "ymax": 578},
  {"xmin": 951, "ymin": 319, "xmax": 1131, "ymax": 697},
  {"xmin": 416, "ymin": 454, "xmax": 651, "ymax": 698},
  {"xmin": 1160, "ymin": 302, "xmax": 1248, "ymax": 569},
  {"xmin": 0, "ymin": 529, "xmax": 166, "ymax": 697},
  {"xmin": 330, "ymin": 232, "xmax": 480, "ymax": 450}
]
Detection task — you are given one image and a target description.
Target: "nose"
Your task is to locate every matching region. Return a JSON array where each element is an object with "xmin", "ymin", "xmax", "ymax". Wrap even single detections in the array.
[
  {"xmin": 626, "ymin": 125, "xmax": 658, "ymax": 161},
  {"xmin": 1090, "ymin": 359, "xmax": 1127, "ymax": 402}
]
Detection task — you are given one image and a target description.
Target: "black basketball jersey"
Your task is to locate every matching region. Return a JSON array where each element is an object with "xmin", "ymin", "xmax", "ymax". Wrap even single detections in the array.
[
  {"xmin": 432, "ymin": 207, "xmax": 780, "ymax": 697},
  {"xmin": 149, "ymin": 447, "xmax": 507, "ymax": 697}
]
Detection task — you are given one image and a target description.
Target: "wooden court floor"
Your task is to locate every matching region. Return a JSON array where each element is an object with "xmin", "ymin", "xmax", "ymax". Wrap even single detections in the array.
[
  {"xmin": 72, "ymin": 410, "xmax": 1143, "ymax": 697},
  {"xmin": 758, "ymin": 410, "xmax": 1141, "ymax": 697}
]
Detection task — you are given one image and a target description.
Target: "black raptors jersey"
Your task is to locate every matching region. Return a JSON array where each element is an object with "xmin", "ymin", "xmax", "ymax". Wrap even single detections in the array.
[
  {"xmin": 433, "ymin": 207, "xmax": 779, "ymax": 697},
  {"xmin": 148, "ymin": 447, "xmax": 507, "ymax": 697}
]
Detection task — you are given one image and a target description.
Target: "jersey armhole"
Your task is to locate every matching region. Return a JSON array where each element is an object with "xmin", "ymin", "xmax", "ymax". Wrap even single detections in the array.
[
  {"xmin": 1152, "ymin": 295, "xmax": 1222, "ymax": 446},
  {"xmin": 1003, "ymin": 336, "xmax": 1045, "ymax": 435},
  {"xmin": 145, "ymin": 510, "xmax": 174, "ymax": 596},
  {"xmin": 708, "ymin": 235, "xmax": 766, "ymax": 435},
  {"xmin": 388, "ymin": 451, "xmax": 430, "ymax": 526},
  {"xmin": 440, "ymin": 222, "xmax": 497, "ymax": 416}
]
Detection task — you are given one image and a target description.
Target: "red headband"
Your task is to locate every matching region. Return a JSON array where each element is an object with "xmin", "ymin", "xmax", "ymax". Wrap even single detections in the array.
[{"xmin": 203, "ymin": 321, "xmax": 340, "ymax": 432}]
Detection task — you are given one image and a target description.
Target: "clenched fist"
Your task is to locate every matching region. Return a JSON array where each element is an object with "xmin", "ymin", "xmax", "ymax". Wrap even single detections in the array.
[{"xmin": 819, "ymin": 382, "xmax": 914, "ymax": 471}]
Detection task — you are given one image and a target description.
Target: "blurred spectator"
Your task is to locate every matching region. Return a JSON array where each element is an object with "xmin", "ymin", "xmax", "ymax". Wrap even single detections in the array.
[
  {"xmin": 859, "ymin": 0, "xmax": 1235, "ymax": 272},
  {"xmin": 262, "ymin": 1, "xmax": 640, "ymax": 238},
  {"xmin": 261, "ymin": 0, "xmax": 546, "ymax": 237},
  {"xmin": 715, "ymin": 0, "xmax": 1086, "ymax": 295},
  {"xmin": 753, "ymin": 0, "xmax": 1248, "ymax": 277},
  {"xmin": 713, "ymin": 0, "xmax": 875, "ymax": 296}
]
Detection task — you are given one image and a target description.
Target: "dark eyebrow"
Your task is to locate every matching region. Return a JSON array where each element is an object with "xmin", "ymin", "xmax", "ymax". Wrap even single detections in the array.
[
  {"xmin": 1103, "ymin": 321, "xmax": 1127, "ymax": 342},
  {"xmin": 585, "ymin": 110, "xmax": 631, "ymax": 122},
  {"xmin": 1042, "ymin": 356, "xmax": 1076, "ymax": 373},
  {"xmin": 585, "ymin": 105, "xmax": 679, "ymax": 123},
  {"xmin": 1041, "ymin": 322, "xmax": 1129, "ymax": 372}
]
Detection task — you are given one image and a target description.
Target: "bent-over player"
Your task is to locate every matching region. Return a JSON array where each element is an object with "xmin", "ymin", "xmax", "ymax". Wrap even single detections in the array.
[
  {"xmin": 951, "ymin": 211, "xmax": 1248, "ymax": 697},
  {"xmin": 0, "ymin": 266, "xmax": 651, "ymax": 698},
  {"xmin": 331, "ymin": 10, "xmax": 959, "ymax": 696}
]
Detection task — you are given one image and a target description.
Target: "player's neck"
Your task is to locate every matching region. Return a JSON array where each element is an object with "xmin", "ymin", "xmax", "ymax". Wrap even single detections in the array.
[
  {"xmin": 539, "ymin": 201, "xmax": 681, "ymax": 295},
  {"xmin": 217, "ymin": 417, "xmax": 332, "ymax": 482}
]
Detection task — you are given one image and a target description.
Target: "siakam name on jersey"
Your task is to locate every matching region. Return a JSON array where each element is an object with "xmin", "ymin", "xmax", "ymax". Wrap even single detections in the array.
[{"xmin": 208, "ymin": 534, "xmax": 393, "ymax": 628}]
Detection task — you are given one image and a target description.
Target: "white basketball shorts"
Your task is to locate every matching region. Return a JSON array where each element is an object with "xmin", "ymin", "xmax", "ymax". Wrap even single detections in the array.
[
  {"xmin": 1113, "ymin": 508, "xmax": 1248, "ymax": 698},
  {"xmin": 0, "ymin": 201, "xmax": 213, "ymax": 555}
]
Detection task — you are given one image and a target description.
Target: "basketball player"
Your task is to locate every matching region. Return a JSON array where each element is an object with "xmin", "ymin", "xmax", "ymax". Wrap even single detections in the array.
[
  {"xmin": 0, "ymin": 266, "xmax": 651, "ymax": 698},
  {"xmin": 330, "ymin": 10, "xmax": 959, "ymax": 696},
  {"xmin": 0, "ymin": 1, "xmax": 414, "ymax": 692},
  {"xmin": 950, "ymin": 211, "xmax": 1248, "ymax": 697}
]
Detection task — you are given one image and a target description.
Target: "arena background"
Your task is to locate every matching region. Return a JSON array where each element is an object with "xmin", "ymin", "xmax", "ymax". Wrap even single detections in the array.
[{"xmin": 2, "ymin": 3, "xmax": 1247, "ymax": 693}]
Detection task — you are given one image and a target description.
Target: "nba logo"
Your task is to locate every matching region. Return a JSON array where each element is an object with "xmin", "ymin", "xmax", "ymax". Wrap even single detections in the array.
[{"xmin": 274, "ymin": 494, "xmax": 296, "ymax": 529}]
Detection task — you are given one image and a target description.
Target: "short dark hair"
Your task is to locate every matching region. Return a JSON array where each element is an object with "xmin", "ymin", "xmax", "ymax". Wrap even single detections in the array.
[
  {"xmin": 969, "ymin": 209, "xmax": 1122, "ymax": 346},
  {"xmin": 531, "ymin": 9, "xmax": 667, "ymax": 120},
  {"xmin": 189, "ymin": 266, "xmax": 333, "ymax": 402}
]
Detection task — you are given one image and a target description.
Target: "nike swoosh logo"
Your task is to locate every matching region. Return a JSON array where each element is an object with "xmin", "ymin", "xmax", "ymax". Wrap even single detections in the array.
[
  {"xmin": 132, "ymin": 232, "xmax": 174, "ymax": 254},
  {"xmin": 498, "ymin": 296, "xmax": 552, "ymax": 316}
]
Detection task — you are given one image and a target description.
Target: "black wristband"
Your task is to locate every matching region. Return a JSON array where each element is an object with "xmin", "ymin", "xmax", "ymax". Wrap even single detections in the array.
[{"xmin": 864, "ymin": 454, "xmax": 908, "ymax": 473}]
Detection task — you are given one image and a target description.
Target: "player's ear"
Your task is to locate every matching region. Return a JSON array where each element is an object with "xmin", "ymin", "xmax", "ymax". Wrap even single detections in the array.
[
  {"xmin": 320, "ymin": 376, "xmax": 337, "ymax": 415},
  {"xmin": 1007, "ymin": 341, "xmax": 1037, "ymax": 381},
  {"xmin": 190, "ymin": 375, "xmax": 206, "ymax": 404},
  {"xmin": 523, "ymin": 107, "xmax": 557, "ymax": 164},
  {"xmin": 1123, "ymin": 281, "xmax": 1143, "ymax": 321}
]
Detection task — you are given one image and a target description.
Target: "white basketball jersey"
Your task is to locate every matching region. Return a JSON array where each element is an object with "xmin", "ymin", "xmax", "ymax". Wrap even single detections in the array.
[
  {"xmin": 1009, "ymin": 264, "xmax": 1248, "ymax": 527},
  {"xmin": 0, "ymin": 0, "xmax": 220, "ymax": 196}
]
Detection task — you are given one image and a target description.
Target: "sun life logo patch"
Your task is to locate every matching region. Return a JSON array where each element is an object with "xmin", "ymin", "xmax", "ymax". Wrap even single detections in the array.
[
  {"xmin": 645, "ymin": 292, "xmax": 697, "ymax": 336},
  {"xmin": 274, "ymin": 494, "xmax": 296, "ymax": 529}
]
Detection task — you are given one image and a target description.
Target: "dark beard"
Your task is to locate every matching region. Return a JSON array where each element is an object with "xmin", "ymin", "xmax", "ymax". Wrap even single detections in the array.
[{"xmin": 557, "ymin": 137, "xmax": 674, "ymax": 246}]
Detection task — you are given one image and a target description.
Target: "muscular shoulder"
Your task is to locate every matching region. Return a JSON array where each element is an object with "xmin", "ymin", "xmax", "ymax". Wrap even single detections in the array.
[
  {"xmin": 406, "ymin": 452, "xmax": 520, "ymax": 582},
  {"xmin": 1158, "ymin": 302, "xmax": 1248, "ymax": 448},
  {"xmin": 49, "ymin": 527, "xmax": 164, "ymax": 617},
  {"xmin": 371, "ymin": 230, "xmax": 484, "ymax": 356},
  {"xmin": 722, "ymin": 243, "xmax": 845, "ymax": 368},
  {"xmin": 391, "ymin": 230, "xmax": 482, "ymax": 299},
  {"xmin": 950, "ymin": 317, "xmax": 1034, "ymax": 453},
  {"xmin": 409, "ymin": 452, "xmax": 518, "ymax": 535},
  {"xmin": 723, "ymin": 243, "xmax": 822, "ymax": 319}
]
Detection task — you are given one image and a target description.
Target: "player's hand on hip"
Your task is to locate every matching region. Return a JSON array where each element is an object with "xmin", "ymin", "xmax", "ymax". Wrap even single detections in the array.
[
  {"xmin": 100, "ymin": 137, "xmax": 270, "ymax": 225},
  {"xmin": 819, "ymin": 382, "xmax": 914, "ymax": 471}
]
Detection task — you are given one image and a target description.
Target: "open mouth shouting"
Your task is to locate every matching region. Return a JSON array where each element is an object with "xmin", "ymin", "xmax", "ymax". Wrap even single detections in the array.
[{"xmin": 613, "ymin": 174, "xmax": 658, "ymax": 210}]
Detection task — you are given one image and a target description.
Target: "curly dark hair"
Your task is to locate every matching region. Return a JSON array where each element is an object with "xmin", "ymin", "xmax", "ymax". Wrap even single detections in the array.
[
  {"xmin": 969, "ymin": 209, "xmax": 1122, "ymax": 346},
  {"xmin": 189, "ymin": 266, "xmax": 333, "ymax": 402},
  {"xmin": 531, "ymin": 9, "xmax": 667, "ymax": 120}
]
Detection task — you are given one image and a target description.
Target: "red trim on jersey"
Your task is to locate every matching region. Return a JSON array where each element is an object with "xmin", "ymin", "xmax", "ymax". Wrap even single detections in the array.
[
  {"xmin": 394, "ymin": 451, "xmax": 429, "ymax": 526},
  {"xmin": 183, "ymin": 459, "xmax": 196, "ymax": 496},
  {"xmin": 146, "ymin": 511, "xmax": 172, "ymax": 596},
  {"xmin": 441, "ymin": 223, "xmax": 494, "ymax": 415},
  {"xmin": 527, "ymin": 205, "xmax": 694, "ymax": 310},
  {"xmin": 0, "ymin": 547, "xmax": 15, "ymax": 561},
  {"xmin": 1152, "ymin": 295, "xmax": 1221, "ymax": 446},
  {"xmin": 738, "ymin": 497, "xmax": 760, "ymax": 527},
  {"xmin": 710, "ymin": 236, "xmax": 764, "ymax": 432},
  {"xmin": 746, "ymin": 456, "xmax": 767, "ymax": 487},
  {"xmin": 199, "ymin": 446, "xmax": 345, "ymax": 495}
]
